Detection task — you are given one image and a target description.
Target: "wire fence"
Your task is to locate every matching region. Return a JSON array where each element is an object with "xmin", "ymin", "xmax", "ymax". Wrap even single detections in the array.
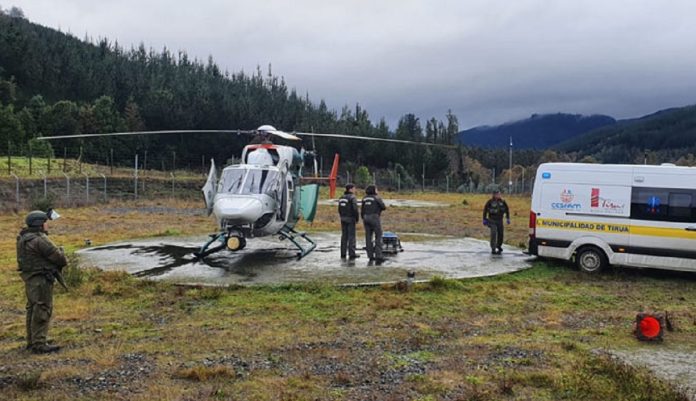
[
  {"xmin": 1, "ymin": 148, "xmax": 534, "ymax": 210},
  {"xmin": 335, "ymin": 170, "xmax": 534, "ymax": 195}
]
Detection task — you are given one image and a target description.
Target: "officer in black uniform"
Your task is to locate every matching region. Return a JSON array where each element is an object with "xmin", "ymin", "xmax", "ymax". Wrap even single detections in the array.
[
  {"xmin": 482, "ymin": 190, "xmax": 510, "ymax": 254},
  {"xmin": 338, "ymin": 184, "xmax": 360, "ymax": 259},
  {"xmin": 361, "ymin": 185, "xmax": 387, "ymax": 264}
]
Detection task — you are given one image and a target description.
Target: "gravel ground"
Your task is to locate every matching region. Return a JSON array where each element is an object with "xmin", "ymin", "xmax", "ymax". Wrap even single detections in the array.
[{"xmin": 608, "ymin": 348, "xmax": 696, "ymax": 400}]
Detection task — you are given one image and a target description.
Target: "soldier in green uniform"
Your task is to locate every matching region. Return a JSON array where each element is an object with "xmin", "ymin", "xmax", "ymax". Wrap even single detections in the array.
[
  {"xmin": 16, "ymin": 210, "xmax": 67, "ymax": 354},
  {"xmin": 482, "ymin": 190, "xmax": 510, "ymax": 254}
]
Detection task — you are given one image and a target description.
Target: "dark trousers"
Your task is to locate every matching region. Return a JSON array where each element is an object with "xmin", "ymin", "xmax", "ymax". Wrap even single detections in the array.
[
  {"xmin": 23, "ymin": 275, "xmax": 53, "ymax": 347},
  {"xmin": 364, "ymin": 214, "xmax": 383, "ymax": 260},
  {"xmin": 340, "ymin": 221, "xmax": 357, "ymax": 258},
  {"xmin": 489, "ymin": 219, "xmax": 504, "ymax": 250}
]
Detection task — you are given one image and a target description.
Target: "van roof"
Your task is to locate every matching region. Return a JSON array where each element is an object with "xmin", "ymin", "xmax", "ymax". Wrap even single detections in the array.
[{"xmin": 539, "ymin": 162, "xmax": 696, "ymax": 172}]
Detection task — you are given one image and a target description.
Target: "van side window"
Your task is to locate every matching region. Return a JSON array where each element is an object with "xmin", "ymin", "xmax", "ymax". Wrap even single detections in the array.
[
  {"xmin": 669, "ymin": 193, "xmax": 693, "ymax": 220},
  {"xmin": 631, "ymin": 188, "xmax": 668, "ymax": 220},
  {"xmin": 631, "ymin": 187, "xmax": 696, "ymax": 223}
]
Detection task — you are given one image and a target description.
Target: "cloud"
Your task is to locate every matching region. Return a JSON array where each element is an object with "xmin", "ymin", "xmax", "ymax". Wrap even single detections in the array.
[{"xmin": 12, "ymin": 0, "xmax": 696, "ymax": 128}]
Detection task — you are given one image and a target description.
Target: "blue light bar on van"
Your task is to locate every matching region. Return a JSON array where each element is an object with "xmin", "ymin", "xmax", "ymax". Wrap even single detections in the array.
[{"xmin": 542, "ymin": 172, "xmax": 551, "ymax": 179}]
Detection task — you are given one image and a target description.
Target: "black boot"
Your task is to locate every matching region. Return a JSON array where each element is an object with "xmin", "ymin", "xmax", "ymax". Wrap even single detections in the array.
[{"xmin": 31, "ymin": 344, "xmax": 60, "ymax": 354}]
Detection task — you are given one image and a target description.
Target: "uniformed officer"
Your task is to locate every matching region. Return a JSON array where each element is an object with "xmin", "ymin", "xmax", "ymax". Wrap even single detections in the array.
[
  {"xmin": 16, "ymin": 210, "xmax": 67, "ymax": 354},
  {"xmin": 338, "ymin": 184, "xmax": 360, "ymax": 259},
  {"xmin": 361, "ymin": 185, "xmax": 387, "ymax": 264},
  {"xmin": 482, "ymin": 190, "xmax": 510, "ymax": 254}
]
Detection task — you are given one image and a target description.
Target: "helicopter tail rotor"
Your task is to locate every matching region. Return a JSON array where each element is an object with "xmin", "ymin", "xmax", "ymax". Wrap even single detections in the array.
[{"xmin": 328, "ymin": 153, "xmax": 340, "ymax": 199}]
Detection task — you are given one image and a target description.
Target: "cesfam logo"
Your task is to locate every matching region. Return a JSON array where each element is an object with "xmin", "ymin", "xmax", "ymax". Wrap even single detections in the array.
[{"xmin": 552, "ymin": 189, "xmax": 582, "ymax": 210}]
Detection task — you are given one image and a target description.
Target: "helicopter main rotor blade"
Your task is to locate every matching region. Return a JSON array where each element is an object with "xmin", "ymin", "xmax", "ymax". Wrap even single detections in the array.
[
  {"xmin": 36, "ymin": 130, "xmax": 256, "ymax": 141},
  {"xmin": 265, "ymin": 130, "xmax": 301, "ymax": 141},
  {"xmin": 293, "ymin": 132, "xmax": 457, "ymax": 149},
  {"xmin": 37, "ymin": 128, "xmax": 302, "ymax": 142}
]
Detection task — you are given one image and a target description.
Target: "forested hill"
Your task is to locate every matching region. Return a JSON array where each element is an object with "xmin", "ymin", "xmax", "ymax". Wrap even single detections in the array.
[
  {"xmin": 457, "ymin": 113, "xmax": 616, "ymax": 149},
  {"xmin": 0, "ymin": 11, "xmax": 458, "ymax": 177},
  {"xmin": 555, "ymin": 105, "xmax": 696, "ymax": 164}
]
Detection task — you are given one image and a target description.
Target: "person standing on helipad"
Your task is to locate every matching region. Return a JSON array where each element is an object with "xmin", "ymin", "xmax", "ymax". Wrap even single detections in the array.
[
  {"xmin": 361, "ymin": 185, "xmax": 387, "ymax": 264},
  {"xmin": 338, "ymin": 184, "xmax": 360, "ymax": 259},
  {"xmin": 482, "ymin": 190, "xmax": 510, "ymax": 255},
  {"xmin": 16, "ymin": 210, "xmax": 67, "ymax": 354}
]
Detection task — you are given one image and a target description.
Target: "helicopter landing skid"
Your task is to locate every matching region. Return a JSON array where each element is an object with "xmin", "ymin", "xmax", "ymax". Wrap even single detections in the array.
[
  {"xmin": 193, "ymin": 231, "xmax": 228, "ymax": 260},
  {"xmin": 279, "ymin": 226, "xmax": 316, "ymax": 258}
]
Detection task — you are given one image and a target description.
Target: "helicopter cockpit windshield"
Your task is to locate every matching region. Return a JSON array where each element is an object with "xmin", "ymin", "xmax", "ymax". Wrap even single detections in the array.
[{"xmin": 219, "ymin": 166, "xmax": 281, "ymax": 196}]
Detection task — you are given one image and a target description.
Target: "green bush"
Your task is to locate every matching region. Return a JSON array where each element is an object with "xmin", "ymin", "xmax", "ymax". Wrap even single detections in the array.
[{"xmin": 355, "ymin": 166, "xmax": 370, "ymax": 186}]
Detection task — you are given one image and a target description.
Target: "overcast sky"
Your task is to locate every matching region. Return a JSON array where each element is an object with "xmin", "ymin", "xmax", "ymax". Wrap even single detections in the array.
[{"xmin": 8, "ymin": 0, "xmax": 696, "ymax": 129}]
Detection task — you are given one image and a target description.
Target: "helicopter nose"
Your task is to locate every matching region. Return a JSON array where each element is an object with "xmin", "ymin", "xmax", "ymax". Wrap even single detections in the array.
[{"xmin": 213, "ymin": 196, "xmax": 266, "ymax": 224}]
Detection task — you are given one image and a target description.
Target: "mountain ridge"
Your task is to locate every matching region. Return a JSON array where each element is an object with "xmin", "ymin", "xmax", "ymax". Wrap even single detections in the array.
[{"xmin": 457, "ymin": 113, "xmax": 616, "ymax": 149}]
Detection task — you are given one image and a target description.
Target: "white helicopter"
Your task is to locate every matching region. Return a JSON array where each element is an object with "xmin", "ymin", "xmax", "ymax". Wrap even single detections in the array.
[{"xmin": 39, "ymin": 125, "xmax": 455, "ymax": 259}]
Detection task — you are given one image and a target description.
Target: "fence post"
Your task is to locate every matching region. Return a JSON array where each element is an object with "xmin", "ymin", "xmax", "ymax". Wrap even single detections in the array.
[
  {"xmin": 134, "ymin": 154, "xmax": 139, "ymax": 199},
  {"xmin": 397, "ymin": 173, "xmax": 401, "ymax": 192},
  {"xmin": 110, "ymin": 148, "xmax": 114, "ymax": 175},
  {"xmin": 42, "ymin": 172, "xmax": 47, "ymax": 198},
  {"xmin": 28, "ymin": 141, "xmax": 33, "ymax": 175},
  {"xmin": 48, "ymin": 152, "xmax": 51, "ymax": 174},
  {"xmin": 83, "ymin": 172, "xmax": 90, "ymax": 203},
  {"xmin": 63, "ymin": 173, "xmax": 70, "ymax": 204},
  {"xmin": 11, "ymin": 173, "xmax": 19, "ymax": 208},
  {"xmin": 170, "ymin": 172, "xmax": 175, "ymax": 199},
  {"xmin": 100, "ymin": 173, "xmax": 107, "ymax": 201},
  {"xmin": 446, "ymin": 174, "xmax": 450, "ymax": 193}
]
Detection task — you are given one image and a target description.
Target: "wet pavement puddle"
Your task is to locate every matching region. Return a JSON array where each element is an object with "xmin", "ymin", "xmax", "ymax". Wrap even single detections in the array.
[{"xmin": 77, "ymin": 232, "xmax": 533, "ymax": 286}]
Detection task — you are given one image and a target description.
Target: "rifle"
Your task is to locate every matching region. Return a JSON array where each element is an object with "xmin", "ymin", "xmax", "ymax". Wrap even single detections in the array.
[{"xmin": 52, "ymin": 269, "xmax": 69, "ymax": 291}]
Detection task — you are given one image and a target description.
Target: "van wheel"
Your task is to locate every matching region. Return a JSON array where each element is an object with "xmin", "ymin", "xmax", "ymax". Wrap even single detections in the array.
[{"xmin": 576, "ymin": 246, "xmax": 607, "ymax": 273}]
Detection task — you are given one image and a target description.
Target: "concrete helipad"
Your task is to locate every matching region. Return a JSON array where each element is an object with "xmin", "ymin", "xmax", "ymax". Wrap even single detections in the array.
[
  {"xmin": 318, "ymin": 199, "xmax": 450, "ymax": 208},
  {"xmin": 77, "ymin": 232, "xmax": 532, "ymax": 286}
]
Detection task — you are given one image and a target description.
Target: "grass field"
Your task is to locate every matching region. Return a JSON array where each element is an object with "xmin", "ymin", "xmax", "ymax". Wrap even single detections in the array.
[
  {"xmin": 0, "ymin": 193, "xmax": 694, "ymax": 400},
  {"xmin": 0, "ymin": 156, "xmax": 206, "ymax": 179}
]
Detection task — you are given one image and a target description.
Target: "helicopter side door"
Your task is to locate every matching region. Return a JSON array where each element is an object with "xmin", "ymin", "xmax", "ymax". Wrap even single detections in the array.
[{"xmin": 202, "ymin": 159, "xmax": 217, "ymax": 215}]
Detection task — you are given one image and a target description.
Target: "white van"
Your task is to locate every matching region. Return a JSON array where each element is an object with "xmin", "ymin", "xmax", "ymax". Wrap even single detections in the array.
[{"xmin": 528, "ymin": 163, "xmax": 696, "ymax": 273}]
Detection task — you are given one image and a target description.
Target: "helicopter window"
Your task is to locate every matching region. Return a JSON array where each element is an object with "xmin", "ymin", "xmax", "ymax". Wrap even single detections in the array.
[
  {"xmin": 219, "ymin": 169, "xmax": 246, "ymax": 193},
  {"xmin": 241, "ymin": 169, "xmax": 281, "ymax": 195}
]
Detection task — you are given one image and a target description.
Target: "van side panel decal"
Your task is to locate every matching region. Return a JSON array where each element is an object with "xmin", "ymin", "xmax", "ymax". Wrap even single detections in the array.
[
  {"xmin": 537, "ymin": 218, "xmax": 696, "ymax": 239},
  {"xmin": 537, "ymin": 218, "xmax": 629, "ymax": 234},
  {"xmin": 541, "ymin": 183, "xmax": 630, "ymax": 217}
]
